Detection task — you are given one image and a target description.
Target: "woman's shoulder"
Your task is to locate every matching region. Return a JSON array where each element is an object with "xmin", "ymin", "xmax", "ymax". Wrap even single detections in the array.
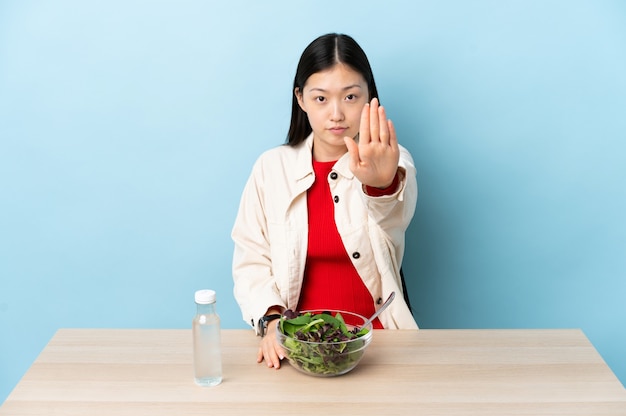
[
  {"xmin": 258, "ymin": 143, "xmax": 297, "ymax": 159},
  {"xmin": 246, "ymin": 142, "xmax": 311, "ymax": 189},
  {"xmin": 253, "ymin": 141, "xmax": 309, "ymax": 170}
]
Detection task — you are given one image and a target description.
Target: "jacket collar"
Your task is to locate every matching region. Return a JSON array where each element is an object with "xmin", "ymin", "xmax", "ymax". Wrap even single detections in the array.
[
  {"xmin": 333, "ymin": 152, "xmax": 355, "ymax": 180},
  {"xmin": 294, "ymin": 134, "xmax": 355, "ymax": 182},
  {"xmin": 294, "ymin": 134, "xmax": 315, "ymax": 182}
]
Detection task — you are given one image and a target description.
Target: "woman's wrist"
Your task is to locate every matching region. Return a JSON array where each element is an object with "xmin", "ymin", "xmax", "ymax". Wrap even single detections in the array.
[
  {"xmin": 364, "ymin": 170, "xmax": 401, "ymax": 196},
  {"xmin": 267, "ymin": 319, "xmax": 279, "ymax": 332}
]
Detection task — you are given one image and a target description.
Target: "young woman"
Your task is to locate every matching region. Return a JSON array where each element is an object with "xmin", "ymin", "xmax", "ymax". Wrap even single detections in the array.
[{"xmin": 232, "ymin": 33, "xmax": 418, "ymax": 369}]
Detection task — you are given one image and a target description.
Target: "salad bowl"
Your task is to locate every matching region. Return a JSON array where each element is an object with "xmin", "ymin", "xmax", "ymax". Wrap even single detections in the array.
[{"xmin": 276, "ymin": 309, "xmax": 373, "ymax": 377}]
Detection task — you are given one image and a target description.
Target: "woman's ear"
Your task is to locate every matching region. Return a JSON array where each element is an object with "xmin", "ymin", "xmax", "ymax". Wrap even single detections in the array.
[{"xmin": 295, "ymin": 87, "xmax": 306, "ymax": 113}]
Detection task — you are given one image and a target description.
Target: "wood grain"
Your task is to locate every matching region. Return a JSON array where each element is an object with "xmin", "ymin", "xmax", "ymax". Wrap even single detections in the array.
[{"xmin": 1, "ymin": 329, "xmax": 625, "ymax": 415}]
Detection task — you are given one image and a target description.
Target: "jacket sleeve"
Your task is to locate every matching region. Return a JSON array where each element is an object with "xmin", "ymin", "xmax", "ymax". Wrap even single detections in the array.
[
  {"xmin": 360, "ymin": 145, "xmax": 418, "ymax": 268},
  {"xmin": 231, "ymin": 157, "xmax": 286, "ymax": 331}
]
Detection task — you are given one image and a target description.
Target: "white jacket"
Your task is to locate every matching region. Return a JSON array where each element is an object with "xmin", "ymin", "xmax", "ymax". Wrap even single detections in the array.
[{"xmin": 232, "ymin": 134, "xmax": 418, "ymax": 333}]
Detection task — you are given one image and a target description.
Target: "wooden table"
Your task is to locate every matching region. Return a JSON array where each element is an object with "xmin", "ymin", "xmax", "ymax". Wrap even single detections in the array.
[{"xmin": 1, "ymin": 329, "xmax": 625, "ymax": 415}]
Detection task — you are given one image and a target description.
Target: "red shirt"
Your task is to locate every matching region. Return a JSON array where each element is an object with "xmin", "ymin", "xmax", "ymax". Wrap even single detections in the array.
[{"xmin": 298, "ymin": 159, "xmax": 385, "ymax": 329}]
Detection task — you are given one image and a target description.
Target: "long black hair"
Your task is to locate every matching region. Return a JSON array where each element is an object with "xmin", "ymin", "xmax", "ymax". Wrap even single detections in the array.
[{"xmin": 286, "ymin": 33, "xmax": 379, "ymax": 146}]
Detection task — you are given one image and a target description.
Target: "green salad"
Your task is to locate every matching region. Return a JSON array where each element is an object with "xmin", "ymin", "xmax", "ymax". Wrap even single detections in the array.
[{"xmin": 278, "ymin": 310, "xmax": 370, "ymax": 376}]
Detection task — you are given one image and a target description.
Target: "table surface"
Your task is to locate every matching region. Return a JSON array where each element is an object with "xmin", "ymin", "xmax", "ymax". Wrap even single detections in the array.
[{"xmin": 1, "ymin": 328, "xmax": 625, "ymax": 415}]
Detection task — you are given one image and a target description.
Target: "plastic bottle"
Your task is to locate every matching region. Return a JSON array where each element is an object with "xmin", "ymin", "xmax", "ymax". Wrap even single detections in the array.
[{"xmin": 192, "ymin": 289, "xmax": 222, "ymax": 386}]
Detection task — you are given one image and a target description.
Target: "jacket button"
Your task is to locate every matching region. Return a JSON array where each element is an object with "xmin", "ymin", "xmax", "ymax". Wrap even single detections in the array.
[
  {"xmin": 377, "ymin": 297, "xmax": 383, "ymax": 305},
  {"xmin": 330, "ymin": 172, "xmax": 338, "ymax": 180},
  {"xmin": 352, "ymin": 252, "xmax": 360, "ymax": 259},
  {"xmin": 333, "ymin": 195, "xmax": 339, "ymax": 203}
]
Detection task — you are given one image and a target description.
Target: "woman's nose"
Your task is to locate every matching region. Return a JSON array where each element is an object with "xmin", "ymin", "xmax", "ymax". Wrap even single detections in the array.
[{"xmin": 330, "ymin": 102, "xmax": 345, "ymax": 121}]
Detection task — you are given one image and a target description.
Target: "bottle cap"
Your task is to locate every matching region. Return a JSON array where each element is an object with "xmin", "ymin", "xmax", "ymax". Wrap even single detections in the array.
[{"xmin": 195, "ymin": 289, "xmax": 216, "ymax": 304}]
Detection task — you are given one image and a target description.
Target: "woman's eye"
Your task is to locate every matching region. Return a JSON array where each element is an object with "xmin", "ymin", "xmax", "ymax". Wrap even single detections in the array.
[
  {"xmin": 346, "ymin": 94, "xmax": 357, "ymax": 101},
  {"xmin": 315, "ymin": 96, "xmax": 326, "ymax": 103}
]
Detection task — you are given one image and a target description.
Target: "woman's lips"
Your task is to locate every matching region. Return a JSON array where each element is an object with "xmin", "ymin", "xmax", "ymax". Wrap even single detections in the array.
[{"xmin": 329, "ymin": 127, "xmax": 348, "ymax": 135}]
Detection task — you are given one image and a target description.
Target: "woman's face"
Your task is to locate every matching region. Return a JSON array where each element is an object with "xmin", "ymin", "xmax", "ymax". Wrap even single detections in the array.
[{"xmin": 296, "ymin": 63, "xmax": 369, "ymax": 162}]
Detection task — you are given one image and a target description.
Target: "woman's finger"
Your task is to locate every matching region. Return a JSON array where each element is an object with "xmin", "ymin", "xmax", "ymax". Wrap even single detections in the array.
[
  {"xmin": 378, "ymin": 104, "xmax": 390, "ymax": 146},
  {"xmin": 388, "ymin": 118, "xmax": 398, "ymax": 147},
  {"xmin": 369, "ymin": 98, "xmax": 380, "ymax": 142},
  {"xmin": 359, "ymin": 102, "xmax": 370, "ymax": 144}
]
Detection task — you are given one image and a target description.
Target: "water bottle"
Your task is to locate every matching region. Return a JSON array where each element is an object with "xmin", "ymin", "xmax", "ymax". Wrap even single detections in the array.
[{"xmin": 192, "ymin": 289, "xmax": 222, "ymax": 386}]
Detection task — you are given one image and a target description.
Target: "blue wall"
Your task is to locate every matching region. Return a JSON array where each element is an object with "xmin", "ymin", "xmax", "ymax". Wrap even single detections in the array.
[{"xmin": 1, "ymin": 0, "xmax": 624, "ymax": 402}]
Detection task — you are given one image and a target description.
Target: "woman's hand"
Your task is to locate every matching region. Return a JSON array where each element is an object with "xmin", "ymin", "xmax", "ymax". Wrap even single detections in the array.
[
  {"xmin": 344, "ymin": 98, "xmax": 399, "ymax": 189},
  {"xmin": 257, "ymin": 320, "xmax": 285, "ymax": 369}
]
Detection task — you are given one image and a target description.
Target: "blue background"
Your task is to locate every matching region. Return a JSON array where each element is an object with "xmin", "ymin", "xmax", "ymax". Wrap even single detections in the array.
[{"xmin": 1, "ymin": 0, "xmax": 625, "ymax": 402}]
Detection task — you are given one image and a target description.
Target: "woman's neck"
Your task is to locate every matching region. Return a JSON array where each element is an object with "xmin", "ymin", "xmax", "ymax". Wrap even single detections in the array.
[{"xmin": 312, "ymin": 142, "xmax": 347, "ymax": 162}]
